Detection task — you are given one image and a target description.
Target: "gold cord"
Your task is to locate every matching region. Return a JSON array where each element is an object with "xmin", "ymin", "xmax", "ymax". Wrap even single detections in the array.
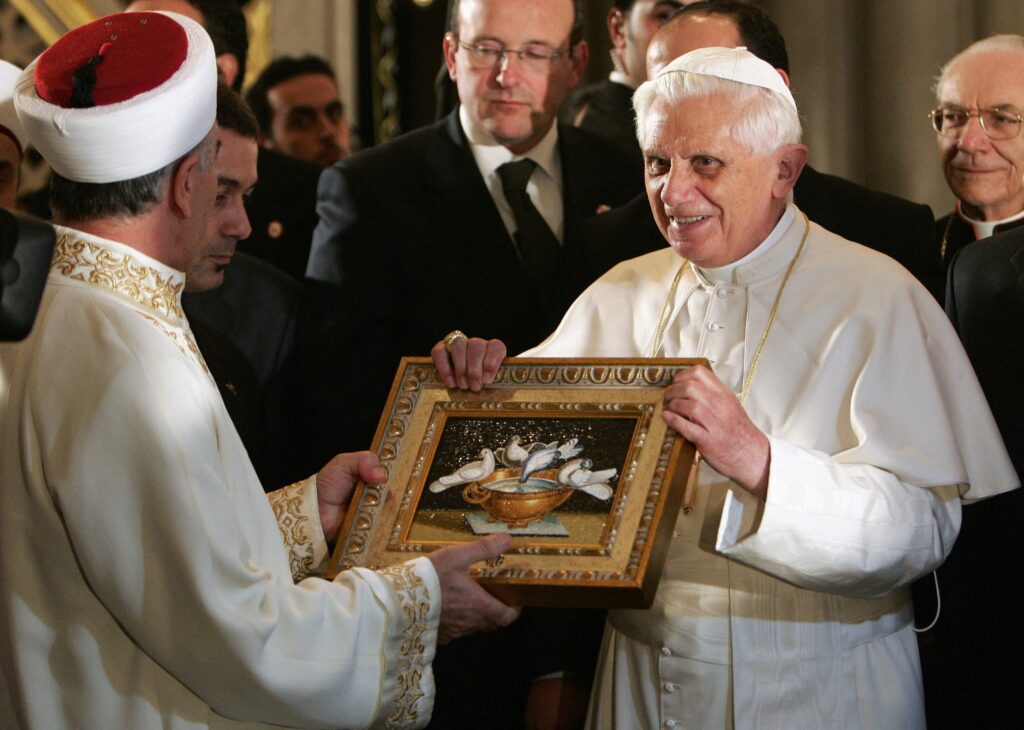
[{"xmin": 648, "ymin": 213, "xmax": 812, "ymax": 512}]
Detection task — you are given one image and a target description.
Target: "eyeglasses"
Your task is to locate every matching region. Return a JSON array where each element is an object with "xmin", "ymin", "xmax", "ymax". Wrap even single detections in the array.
[
  {"xmin": 928, "ymin": 106, "xmax": 1024, "ymax": 140},
  {"xmin": 453, "ymin": 38, "xmax": 571, "ymax": 72}
]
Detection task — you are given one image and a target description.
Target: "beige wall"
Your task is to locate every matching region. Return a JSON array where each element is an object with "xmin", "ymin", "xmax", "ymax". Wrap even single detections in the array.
[{"xmin": 767, "ymin": 0, "xmax": 1023, "ymax": 215}]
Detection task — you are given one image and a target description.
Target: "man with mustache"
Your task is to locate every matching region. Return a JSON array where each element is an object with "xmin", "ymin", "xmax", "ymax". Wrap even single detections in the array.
[{"xmin": 246, "ymin": 54, "xmax": 352, "ymax": 167}]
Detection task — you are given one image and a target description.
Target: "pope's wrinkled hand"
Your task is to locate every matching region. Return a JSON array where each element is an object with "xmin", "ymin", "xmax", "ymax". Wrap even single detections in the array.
[
  {"xmin": 315, "ymin": 451, "xmax": 387, "ymax": 544},
  {"xmin": 431, "ymin": 335, "xmax": 506, "ymax": 391},
  {"xmin": 662, "ymin": 365, "xmax": 771, "ymax": 499},
  {"xmin": 427, "ymin": 533, "xmax": 521, "ymax": 644}
]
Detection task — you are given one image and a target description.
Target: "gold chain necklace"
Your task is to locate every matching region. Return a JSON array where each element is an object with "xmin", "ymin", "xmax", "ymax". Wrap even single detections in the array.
[{"xmin": 647, "ymin": 212, "xmax": 811, "ymax": 511}]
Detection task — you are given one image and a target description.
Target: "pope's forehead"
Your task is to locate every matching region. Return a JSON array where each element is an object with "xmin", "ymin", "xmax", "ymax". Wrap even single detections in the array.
[{"xmin": 643, "ymin": 93, "xmax": 743, "ymax": 136}]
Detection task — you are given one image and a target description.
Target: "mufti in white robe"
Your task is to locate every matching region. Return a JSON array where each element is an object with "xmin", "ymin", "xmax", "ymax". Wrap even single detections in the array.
[
  {"xmin": 524, "ymin": 205, "xmax": 1018, "ymax": 729},
  {"xmin": 0, "ymin": 229, "xmax": 440, "ymax": 729}
]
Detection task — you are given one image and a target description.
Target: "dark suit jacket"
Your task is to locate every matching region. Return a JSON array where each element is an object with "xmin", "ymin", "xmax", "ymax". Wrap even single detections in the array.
[
  {"xmin": 298, "ymin": 110, "xmax": 643, "ymax": 730},
  {"xmin": 577, "ymin": 78, "xmax": 639, "ymax": 152},
  {"xmin": 584, "ymin": 165, "xmax": 939, "ymax": 296},
  {"xmin": 238, "ymin": 148, "xmax": 322, "ymax": 282},
  {"xmin": 183, "ymin": 252, "xmax": 301, "ymax": 487},
  {"xmin": 914, "ymin": 228, "xmax": 1024, "ymax": 729},
  {"xmin": 301, "ymin": 110, "xmax": 644, "ymax": 461}
]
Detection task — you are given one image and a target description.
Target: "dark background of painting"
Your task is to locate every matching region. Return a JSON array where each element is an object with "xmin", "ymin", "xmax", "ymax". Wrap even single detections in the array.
[{"xmin": 417, "ymin": 415, "xmax": 639, "ymax": 515}]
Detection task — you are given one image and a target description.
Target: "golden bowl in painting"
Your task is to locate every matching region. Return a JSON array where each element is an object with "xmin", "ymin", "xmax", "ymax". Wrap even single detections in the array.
[{"xmin": 462, "ymin": 468, "xmax": 572, "ymax": 529}]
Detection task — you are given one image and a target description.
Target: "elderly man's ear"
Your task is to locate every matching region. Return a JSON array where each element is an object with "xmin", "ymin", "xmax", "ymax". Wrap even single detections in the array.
[{"xmin": 772, "ymin": 143, "xmax": 808, "ymax": 199}]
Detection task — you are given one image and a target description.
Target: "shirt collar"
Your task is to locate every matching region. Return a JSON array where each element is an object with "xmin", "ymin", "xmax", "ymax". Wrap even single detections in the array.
[
  {"xmin": 608, "ymin": 70, "xmax": 635, "ymax": 89},
  {"xmin": 695, "ymin": 204, "xmax": 797, "ymax": 286},
  {"xmin": 956, "ymin": 201, "xmax": 1024, "ymax": 240},
  {"xmin": 459, "ymin": 104, "xmax": 561, "ymax": 184}
]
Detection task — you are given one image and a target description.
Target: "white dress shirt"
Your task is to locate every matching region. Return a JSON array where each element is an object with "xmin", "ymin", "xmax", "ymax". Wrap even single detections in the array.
[{"xmin": 460, "ymin": 104, "xmax": 565, "ymax": 243}]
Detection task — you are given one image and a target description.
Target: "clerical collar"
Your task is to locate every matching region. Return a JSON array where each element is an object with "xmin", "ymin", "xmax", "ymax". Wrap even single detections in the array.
[
  {"xmin": 696, "ymin": 204, "xmax": 796, "ymax": 285},
  {"xmin": 608, "ymin": 70, "xmax": 635, "ymax": 89},
  {"xmin": 51, "ymin": 225, "xmax": 186, "ymax": 322},
  {"xmin": 956, "ymin": 202, "xmax": 1024, "ymax": 240},
  {"xmin": 459, "ymin": 104, "xmax": 561, "ymax": 185}
]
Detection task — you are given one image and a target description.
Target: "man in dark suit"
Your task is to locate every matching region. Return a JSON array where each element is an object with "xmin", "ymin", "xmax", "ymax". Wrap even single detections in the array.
[
  {"xmin": 302, "ymin": 1, "xmax": 643, "ymax": 727},
  {"xmin": 930, "ymin": 36, "xmax": 1024, "ymax": 283},
  {"xmin": 598, "ymin": 1, "xmax": 939, "ymax": 297},
  {"xmin": 913, "ymin": 228, "xmax": 1024, "ymax": 729},
  {"xmin": 303, "ymin": 0, "xmax": 643, "ymax": 461},
  {"xmin": 575, "ymin": 0, "xmax": 685, "ymax": 150},
  {"xmin": 178, "ymin": 83, "xmax": 302, "ymax": 490}
]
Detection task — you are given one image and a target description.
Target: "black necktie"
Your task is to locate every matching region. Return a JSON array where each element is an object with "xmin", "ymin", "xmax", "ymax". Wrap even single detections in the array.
[{"xmin": 496, "ymin": 159, "xmax": 562, "ymax": 281}]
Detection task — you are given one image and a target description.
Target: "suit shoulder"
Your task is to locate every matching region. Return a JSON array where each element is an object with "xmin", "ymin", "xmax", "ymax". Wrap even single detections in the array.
[
  {"xmin": 335, "ymin": 121, "xmax": 443, "ymax": 177},
  {"xmin": 561, "ymin": 123, "xmax": 638, "ymax": 165},
  {"xmin": 800, "ymin": 167, "xmax": 932, "ymax": 219},
  {"xmin": 229, "ymin": 252, "xmax": 300, "ymax": 298},
  {"xmin": 255, "ymin": 148, "xmax": 321, "ymax": 192}
]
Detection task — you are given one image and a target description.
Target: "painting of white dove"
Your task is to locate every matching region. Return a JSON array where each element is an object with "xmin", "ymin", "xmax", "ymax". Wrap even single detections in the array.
[{"xmin": 429, "ymin": 448, "xmax": 496, "ymax": 492}]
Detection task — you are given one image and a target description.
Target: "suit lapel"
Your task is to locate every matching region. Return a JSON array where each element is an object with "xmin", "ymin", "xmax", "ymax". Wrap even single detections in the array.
[{"xmin": 421, "ymin": 112, "xmax": 527, "ymax": 277}]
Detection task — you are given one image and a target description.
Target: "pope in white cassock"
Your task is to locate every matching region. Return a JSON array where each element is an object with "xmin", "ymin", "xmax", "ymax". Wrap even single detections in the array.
[
  {"xmin": 433, "ymin": 47, "xmax": 1020, "ymax": 729},
  {"xmin": 0, "ymin": 11, "xmax": 517, "ymax": 730}
]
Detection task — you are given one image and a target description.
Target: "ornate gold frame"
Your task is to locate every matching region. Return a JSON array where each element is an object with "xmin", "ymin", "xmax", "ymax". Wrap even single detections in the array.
[{"xmin": 328, "ymin": 357, "xmax": 702, "ymax": 608}]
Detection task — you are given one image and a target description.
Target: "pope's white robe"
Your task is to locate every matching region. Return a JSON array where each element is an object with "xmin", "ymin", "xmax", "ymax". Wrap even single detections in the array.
[
  {"xmin": 0, "ymin": 230, "xmax": 441, "ymax": 729},
  {"xmin": 523, "ymin": 206, "xmax": 1018, "ymax": 729}
]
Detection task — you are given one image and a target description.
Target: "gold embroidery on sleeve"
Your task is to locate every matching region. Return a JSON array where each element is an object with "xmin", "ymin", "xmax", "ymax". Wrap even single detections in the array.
[
  {"xmin": 377, "ymin": 563, "xmax": 432, "ymax": 729},
  {"xmin": 268, "ymin": 481, "xmax": 316, "ymax": 581}
]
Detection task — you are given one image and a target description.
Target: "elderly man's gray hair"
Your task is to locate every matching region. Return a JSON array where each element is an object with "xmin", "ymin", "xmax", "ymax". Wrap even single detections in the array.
[
  {"xmin": 633, "ymin": 72, "xmax": 802, "ymax": 156},
  {"xmin": 935, "ymin": 34, "xmax": 1024, "ymax": 98}
]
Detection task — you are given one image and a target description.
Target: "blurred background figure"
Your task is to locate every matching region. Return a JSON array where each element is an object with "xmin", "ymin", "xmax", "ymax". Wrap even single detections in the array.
[
  {"xmin": 573, "ymin": 0, "xmax": 685, "ymax": 150},
  {"xmin": 0, "ymin": 60, "xmax": 26, "ymax": 209},
  {"xmin": 246, "ymin": 54, "xmax": 353, "ymax": 166}
]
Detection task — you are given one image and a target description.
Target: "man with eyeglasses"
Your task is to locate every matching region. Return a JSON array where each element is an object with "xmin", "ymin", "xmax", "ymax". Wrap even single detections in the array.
[
  {"xmin": 916, "ymin": 33, "xmax": 1024, "ymax": 730},
  {"xmin": 301, "ymin": 0, "xmax": 643, "ymax": 727},
  {"xmin": 931, "ymin": 35, "xmax": 1024, "ymax": 268}
]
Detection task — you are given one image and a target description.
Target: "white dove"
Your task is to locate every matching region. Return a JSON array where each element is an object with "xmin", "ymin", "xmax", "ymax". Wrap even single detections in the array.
[
  {"xmin": 556, "ymin": 437, "xmax": 583, "ymax": 460},
  {"xmin": 518, "ymin": 443, "xmax": 560, "ymax": 483},
  {"xmin": 496, "ymin": 435, "xmax": 531, "ymax": 467},
  {"xmin": 557, "ymin": 458, "xmax": 617, "ymax": 488},
  {"xmin": 429, "ymin": 448, "xmax": 496, "ymax": 492},
  {"xmin": 557, "ymin": 459, "xmax": 616, "ymax": 500}
]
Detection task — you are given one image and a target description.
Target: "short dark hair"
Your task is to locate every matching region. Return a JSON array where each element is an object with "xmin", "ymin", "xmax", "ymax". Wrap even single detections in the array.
[
  {"xmin": 188, "ymin": 0, "xmax": 249, "ymax": 91},
  {"xmin": 672, "ymin": 1, "xmax": 789, "ymax": 73},
  {"xmin": 244, "ymin": 55, "xmax": 337, "ymax": 135},
  {"xmin": 447, "ymin": 0, "xmax": 585, "ymax": 47},
  {"xmin": 50, "ymin": 129, "xmax": 216, "ymax": 223},
  {"xmin": 217, "ymin": 81, "xmax": 259, "ymax": 140}
]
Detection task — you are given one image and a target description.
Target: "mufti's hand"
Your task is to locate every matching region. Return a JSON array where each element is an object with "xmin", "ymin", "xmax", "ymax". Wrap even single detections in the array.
[
  {"xmin": 431, "ymin": 334, "xmax": 507, "ymax": 391},
  {"xmin": 427, "ymin": 534, "xmax": 521, "ymax": 644},
  {"xmin": 315, "ymin": 451, "xmax": 387, "ymax": 544},
  {"xmin": 662, "ymin": 365, "xmax": 771, "ymax": 499}
]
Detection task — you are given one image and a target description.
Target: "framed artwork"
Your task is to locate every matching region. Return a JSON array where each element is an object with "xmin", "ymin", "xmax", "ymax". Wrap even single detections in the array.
[{"xmin": 328, "ymin": 357, "xmax": 703, "ymax": 608}]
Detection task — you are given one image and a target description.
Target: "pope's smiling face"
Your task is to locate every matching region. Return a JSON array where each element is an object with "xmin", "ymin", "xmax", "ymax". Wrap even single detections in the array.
[{"xmin": 642, "ymin": 93, "xmax": 794, "ymax": 268}]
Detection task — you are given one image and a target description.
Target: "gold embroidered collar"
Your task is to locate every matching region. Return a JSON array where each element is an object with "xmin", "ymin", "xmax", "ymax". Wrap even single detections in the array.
[{"xmin": 50, "ymin": 230, "xmax": 186, "ymax": 321}]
